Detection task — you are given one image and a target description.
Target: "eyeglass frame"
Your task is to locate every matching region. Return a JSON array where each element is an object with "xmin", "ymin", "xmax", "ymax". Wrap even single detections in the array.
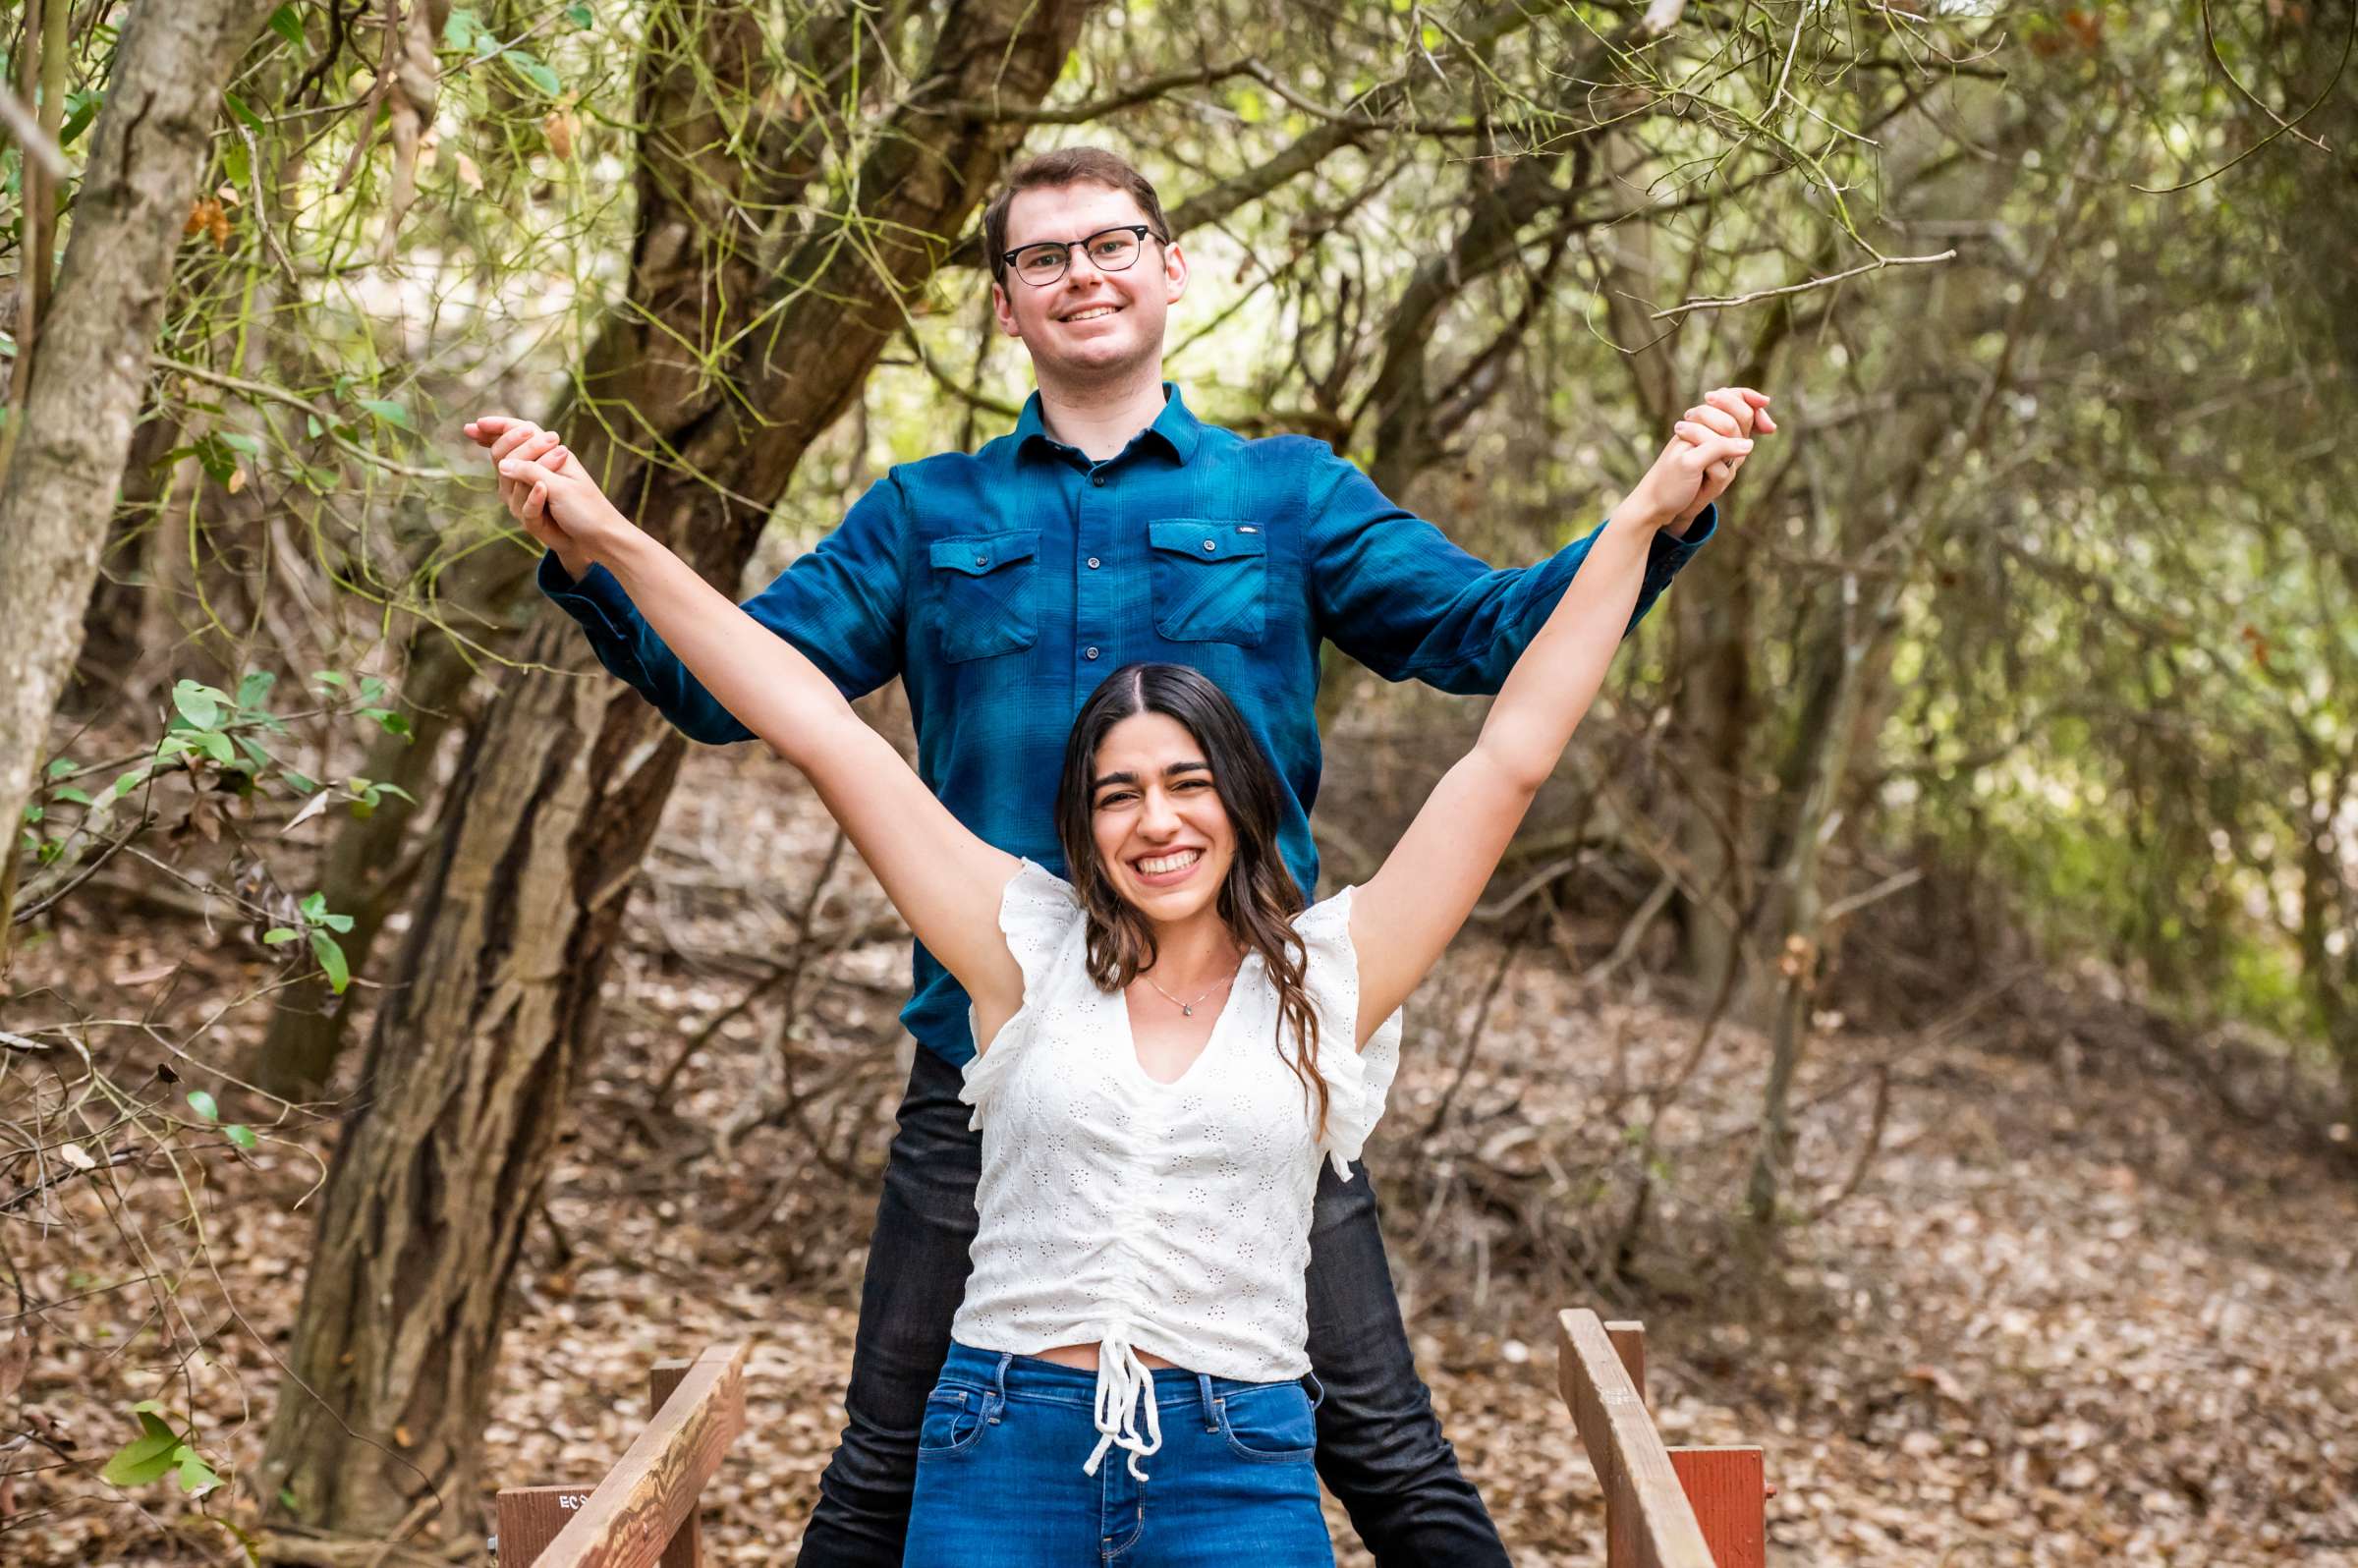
[{"xmin": 996, "ymin": 224, "xmax": 1169, "ymax": 287}]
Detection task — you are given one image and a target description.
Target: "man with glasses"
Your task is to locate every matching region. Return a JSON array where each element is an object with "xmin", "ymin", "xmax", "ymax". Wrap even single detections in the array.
[{"xmin": 472, "ymin": 145, "xmax": 1761, "ymax": 1565}]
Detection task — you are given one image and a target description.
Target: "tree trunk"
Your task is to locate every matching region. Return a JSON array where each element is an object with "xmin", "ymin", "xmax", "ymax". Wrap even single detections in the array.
[
  {"xmin": 0, "ymin": 0, "xmax": 275, "ymax": 935},
  {"xmin": 257, "ymin": 0, "xmax": 1095, "ymax": 1540},
  {"xmin": 250, "ymin": 0, "xmax": 890, "ymax": 1099}
]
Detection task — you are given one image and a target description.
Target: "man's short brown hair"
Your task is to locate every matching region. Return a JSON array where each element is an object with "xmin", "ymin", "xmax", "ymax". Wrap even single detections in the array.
[{"xmin": 981, "ymin": 147, "xmax": 1171, "ymax": 284}]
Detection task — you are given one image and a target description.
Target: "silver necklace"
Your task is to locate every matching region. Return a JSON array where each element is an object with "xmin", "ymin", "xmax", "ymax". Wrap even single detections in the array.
[{"xmin": 1142, "ymin": 962, "xmax": 1239, "ymax": 1018}]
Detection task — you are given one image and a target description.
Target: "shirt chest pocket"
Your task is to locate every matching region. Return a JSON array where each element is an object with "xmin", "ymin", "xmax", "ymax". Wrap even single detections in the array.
[
  {"xmin": 1149, "ymin": 520, "xmax": 1266, "ymax": 645},
  {"xmin": 928, "ymin": 532, "xmax": 1040, "ymax": 663}
]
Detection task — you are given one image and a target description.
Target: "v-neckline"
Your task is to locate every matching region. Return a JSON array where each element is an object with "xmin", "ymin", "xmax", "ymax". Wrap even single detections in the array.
[{"xmin": 1117, "ymin": 960, "xmax": 1252, "ymax": 1091}]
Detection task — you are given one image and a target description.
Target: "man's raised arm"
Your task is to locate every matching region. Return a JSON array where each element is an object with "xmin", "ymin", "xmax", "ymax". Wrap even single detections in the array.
[
  {"xmin": 1305, "ymin": 389, "xmax": 1770, "ymax": 694},
  {"xmin": 1307, "ymin": 456, "xmax": 1714, "ymax": 698},
  {"xmin": 532, "ymin": 468, "xmax": 910, "ymax": 745}
]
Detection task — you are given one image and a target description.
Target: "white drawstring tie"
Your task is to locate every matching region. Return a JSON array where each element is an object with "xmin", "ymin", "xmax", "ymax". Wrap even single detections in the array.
[{"xmin": 1084, "ymin": 1330, "xmax": 1162, "ymax": 1482}]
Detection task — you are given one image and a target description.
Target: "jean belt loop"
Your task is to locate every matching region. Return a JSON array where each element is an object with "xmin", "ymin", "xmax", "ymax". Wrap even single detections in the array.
[
  {"xmin": 1197, "ymin": 1372, "xmax": 1219, "ymax": 1432},
  {"xmin": 990, "ymin": 1350, "xmax": 1013, "ymax": 1413},
  {"xmin": 1301, "ymin": 1370, "xmax": 1325, "ymax": 1412}
]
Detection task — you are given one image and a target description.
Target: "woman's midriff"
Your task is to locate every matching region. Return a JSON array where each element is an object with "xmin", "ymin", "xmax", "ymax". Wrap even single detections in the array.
[{"xmin": 1035, "ymin": 1342, "xmax": 1180, "ymax": 1371}]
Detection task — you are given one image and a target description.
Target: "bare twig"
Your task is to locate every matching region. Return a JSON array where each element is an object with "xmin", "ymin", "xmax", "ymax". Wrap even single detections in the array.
[{"xmin": 1651, "ymin": 250, "xmax": 1957, "ymax": 321}]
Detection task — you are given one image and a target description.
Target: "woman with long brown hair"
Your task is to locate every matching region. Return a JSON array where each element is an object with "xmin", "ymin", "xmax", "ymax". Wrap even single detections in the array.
[{"xmin": 490, "ymin": 400, "xmax": 1763, "ymax": 1564}]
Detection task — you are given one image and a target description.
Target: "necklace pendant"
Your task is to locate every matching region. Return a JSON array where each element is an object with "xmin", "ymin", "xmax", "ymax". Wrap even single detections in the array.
[{"xmin": 1181, "ymin": 1004, "xmax": 1194, "ymax": 1017}]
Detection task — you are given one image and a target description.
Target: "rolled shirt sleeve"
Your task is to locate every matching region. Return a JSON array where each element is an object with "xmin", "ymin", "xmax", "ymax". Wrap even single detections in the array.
[
  {"xmin": 1306, "ymin": 455, "xmax": 1714, "ymax": 696},
  {"xmin": 536, "ymin": 473, "xmax": 912, "ymax": 744}
]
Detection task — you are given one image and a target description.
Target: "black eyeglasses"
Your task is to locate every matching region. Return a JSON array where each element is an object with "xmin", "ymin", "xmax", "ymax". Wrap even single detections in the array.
[{"xmin": 998, "ymin": 224, "xmax": 1166, "ymax": 287}]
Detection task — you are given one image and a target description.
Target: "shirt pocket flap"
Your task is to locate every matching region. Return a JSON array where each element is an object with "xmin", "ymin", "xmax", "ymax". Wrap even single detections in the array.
[
  {"xmin": 1148, "ymin": 519, "xmax": 1265, "ymax": 561},
  {"xmin": 930, "ymin": 531, "xmax": 1040, "ymax": 576}
]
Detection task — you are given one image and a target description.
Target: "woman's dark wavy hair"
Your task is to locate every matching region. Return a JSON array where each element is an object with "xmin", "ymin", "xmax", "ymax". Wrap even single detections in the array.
[{"xmin": 1054, "ymin": 663, "xmax": 1327, "ymax": 1137}]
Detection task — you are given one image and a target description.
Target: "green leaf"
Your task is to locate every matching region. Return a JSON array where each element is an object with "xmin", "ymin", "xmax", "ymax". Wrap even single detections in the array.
[
  {"xmin": 175, "ymin": 1444, "xmax": 219, "ymax": 1494},
  {"xmin": 566, "ymin": 2, "xmax": 595, "ymax": 26},
  {"xmin": 373, "ymin": 782, "xmax": 418, "ymax": 804},
  {"xmin": 311, "ymin": 669, "xmax": 348, "ymax": 689},
  {"xmin": 300, "ymin": 891, "xmax": 327, "ymax": 920},
  {"xmin": 47, "ymin": 757, "xmax": 77, "ymax": 778},
  {"xmin": 21, "ymin": 804, "xmax": 41, "ymax": 825},
  {"xmin": 223, "ymin": 91, "xmax": 265, "ymax": 135},
  {"xmin": 268, "ymin": 4, "xmax": 306, "ymax": 51},
  {"xmin": 187, "ymin": 1090, "xmax": 219, "ymax": 1123},
  {"xmin": 222, "ymin": 141, "xmax": 251, "ymax": 188},
  {"xmin": 113, "ymin": 770, "xmax": 144, "ymax": 800},
  {"xmin": 101, "ymin": 1413, "xmax": 180, "ymax": 1487},
  {"xmin": 357, "ymin": 399, "xmax": 414, "ymax": 431},
  {"xmin": 53, "ymin": 786, "xmax": 91, "ymax": 807},
  {"xmin": 311, "ymin": 931, "xmax": 352, "ymax": 995},
  {"xmin": 59, "ymin": 90, "xmax": 98, "ymax": 148},
  {"xmin": 281, "ymin": 768, "xmax": 319, "ymax": 796},
  {"xmin": 173, "ymin": 679, "xmax": 227, "ymax": 730},
  {"xmin": 225, "ymin": 1125, "xmax": 258, "ymax": 1150},
  {"xmin": 320, "ymin": 912, "xmax": 355, "ymax": 934},
  {"xmin": 503, "ymin": 50, "xmax": 562, "ymax": 96},
  {"xmin": 262, "ymin": 927, "xmax": 297, "ymax": 945},
  {"xmin": 196, "ymin": 731, "xmax": 237, "ymax": 764},
  {"xmin": 218, "ymin": 431, "xmax": 261, "ymax": 457},
  {"xmin": 444, "ymin": 6, "xmax": 483, "ymax": 51},
  {"xmin": 237, "ymin": 670, "xmax": 277, "ymax": 709}
]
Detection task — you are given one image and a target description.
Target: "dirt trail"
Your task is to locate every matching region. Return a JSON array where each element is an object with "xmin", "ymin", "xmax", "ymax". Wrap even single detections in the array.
[{"xmin": 10, "ymin": 749, "xmax": 2355, "ymax": 1565}]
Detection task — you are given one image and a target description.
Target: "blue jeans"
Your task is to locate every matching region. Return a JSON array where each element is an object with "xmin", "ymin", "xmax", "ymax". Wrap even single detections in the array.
[
  {"xmin": 901, "ymin": 1342, "xmax": 1334, "ymax": 1567},
  {"xmin": 795, "ymin": 1046, "xmax": 1507, "ymax": 1566}
]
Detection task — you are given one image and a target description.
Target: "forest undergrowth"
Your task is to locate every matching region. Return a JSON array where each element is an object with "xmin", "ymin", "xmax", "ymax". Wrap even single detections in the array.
[{"xmin": 10, "ymin": 742, "xmax": 2356, "ymax": 1567}]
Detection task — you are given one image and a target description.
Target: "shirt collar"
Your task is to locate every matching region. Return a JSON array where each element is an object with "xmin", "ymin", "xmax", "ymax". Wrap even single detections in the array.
[{"xmin": 1013, "ymin": 382, "xmax": 1203, "ymax": 466}]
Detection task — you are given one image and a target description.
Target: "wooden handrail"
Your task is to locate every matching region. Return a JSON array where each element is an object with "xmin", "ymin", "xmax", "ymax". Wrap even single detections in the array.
[
  {"xmin": 1558, "ymin": 1310, "xmax": 1716, "ymax": 1568},
  {"xmin": 502, "ymin": 1342, "xmax": 749, "ymax": 1568}
]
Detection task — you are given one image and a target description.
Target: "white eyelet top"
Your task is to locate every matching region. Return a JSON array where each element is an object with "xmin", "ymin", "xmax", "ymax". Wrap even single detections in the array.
[{"xmin": 951, "ymin": 860, "xmax": 1403, "ymax": 1481}]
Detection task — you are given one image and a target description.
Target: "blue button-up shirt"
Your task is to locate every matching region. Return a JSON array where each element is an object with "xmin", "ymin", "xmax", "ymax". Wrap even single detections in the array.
[{"xmin": 541, "ymin": 385, "xmax": 1713, "ymax": 1065}]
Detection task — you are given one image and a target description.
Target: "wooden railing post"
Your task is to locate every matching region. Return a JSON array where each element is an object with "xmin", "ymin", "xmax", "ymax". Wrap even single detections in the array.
[
  {"xmin": 496, "ymin": 1485, "xmax": 599, "ymax": 1567},
  {"xmin": 1664, "ymin": 1447, "xmax": 1768, "ymax": 1568},
  {"xmin": 492, "ymin": 1343, "xmax": 748, "ymax": 1568},
  {"xmin": 1560, "ymin": 1310, "xmax": 1715, "ymax": 1568},
  {"xmin": 648, "ymin": 1358, "xmax": 702, "ymax": 1568},
  {"xmin": 1559, "ymin": 1311, "xmax": 1771, "ymax": 1568}
]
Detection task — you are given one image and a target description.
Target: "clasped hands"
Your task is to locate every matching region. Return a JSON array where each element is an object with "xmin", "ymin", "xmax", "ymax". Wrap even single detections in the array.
[{"xmin": 465, "ymin": 384, "xmax": 1773, "ymax": 573}]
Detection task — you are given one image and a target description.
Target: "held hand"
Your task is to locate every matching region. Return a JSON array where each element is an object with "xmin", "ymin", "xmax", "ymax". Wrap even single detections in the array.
[
  {"xmin": 1664, "ymin": 386, "xmax": 1773, "ymax": 529},
  {"xmin": 466, "ymin": 415, "xmax": 618, "ymax": 580},
  {"xmin": 1624, "ymin": 412, "xmax": 1758, "ymax": 530},
  {"xmin": 463, "ymin": 415, "xmax": 561, "ymax": 519},
  {"xmin": 490, "ymin": 436, "xmax": 637, "ymax": 574}
]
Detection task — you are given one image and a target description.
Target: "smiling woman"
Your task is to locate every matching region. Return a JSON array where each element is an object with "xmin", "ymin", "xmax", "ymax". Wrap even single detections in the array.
[{"xmin": 1055, "ymin": 662, "xmax": 1329, "ymax": 1125}]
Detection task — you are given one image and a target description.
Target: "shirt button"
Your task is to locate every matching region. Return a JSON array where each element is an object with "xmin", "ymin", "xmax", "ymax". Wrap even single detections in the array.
[
  {"xmin": 974, "ymin": 553, "xmax": 988, "ymax": 568},
  {"xmin": 1202, "ymin": 539, "xmax": 1216, "ymax": 552},
  {"xmin": 1086, "ymin": 646, "xmax": 1100, "ymax": 660},
  {"xmin": 1091, "ymin": 474, "xmax": 1106, "ymax": 487},
  {"xmin": 1087, "ymin": 556, "xmax": 1101, "ymax": 569}
]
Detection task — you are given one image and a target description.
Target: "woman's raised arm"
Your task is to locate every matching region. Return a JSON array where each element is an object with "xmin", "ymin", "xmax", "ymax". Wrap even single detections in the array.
[
  {"xmin": 1345, "ymin": 390, "xmax": 1770, "ymax": 1046},
  {"xmin": 491, "ymin": 433, "xmax": 1029, "ymax": 1038}
]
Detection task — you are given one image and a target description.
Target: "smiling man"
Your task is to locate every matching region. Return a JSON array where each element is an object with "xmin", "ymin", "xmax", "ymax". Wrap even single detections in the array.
[{"xmin": 472, "ymin": 146, "xmax": 1758, "ymax": 1567}]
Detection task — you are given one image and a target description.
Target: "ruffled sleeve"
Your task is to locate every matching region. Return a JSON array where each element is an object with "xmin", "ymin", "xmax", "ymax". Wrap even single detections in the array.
[
  {"xmin": 1291, "ymin": 887, "xmax": 1402, "ymax": 1181},
  {"xmin": 959, "ymin": 859, "xmax": 1084, "ymax": 1129}
]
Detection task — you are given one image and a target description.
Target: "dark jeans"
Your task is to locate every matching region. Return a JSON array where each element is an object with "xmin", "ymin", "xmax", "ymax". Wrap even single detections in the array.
[{"xmin": 795, "ymin": 1044, "xmax": 1511, "ymax": 1567}]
